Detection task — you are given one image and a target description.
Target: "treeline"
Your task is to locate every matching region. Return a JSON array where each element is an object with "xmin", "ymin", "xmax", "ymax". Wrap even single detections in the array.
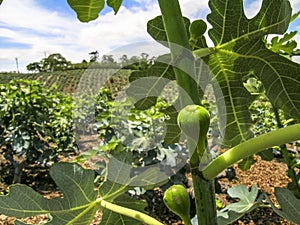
[{"xmin": 26, "ymin": 51, "xmax": 155, "ymax": 72}]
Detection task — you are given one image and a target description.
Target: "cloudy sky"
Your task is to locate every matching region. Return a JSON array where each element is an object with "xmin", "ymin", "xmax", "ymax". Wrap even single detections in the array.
[{"xmin": 0, "ymin": 0, "xmax": 299, "ymax": 72}]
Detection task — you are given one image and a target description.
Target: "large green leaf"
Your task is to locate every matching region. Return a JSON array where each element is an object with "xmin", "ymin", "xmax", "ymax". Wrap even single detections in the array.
[
  {"xmin": 217, "ymin": 184, "xmax": 262, "ymax": 225},
  {"xmin": 98, "ymin": 151, "xmax": 167, "ymax": 224},
  {"xmin": 146, "ymin": 0, "xmax": 300, "ymax": 148},
  {"xmin": 274, "ymin": 188, "xmax": 300, "ymax": 223},
  {"xmin": 100, "ymin": 194, "xmax": 147, "ymax": 225},
  {"xmin": 67, "ymin": 0, "xmax": 105, "ymax": 22},
  {"xmin": 67, "ymin": 0, "xmax": 123, "ymax": 22},
  {"xmin": 161, "ymin": 105, "xmax": 181, "ymax": 143},
  {"xmin": 0, "ymin": 162, "xmax": 98, "ymax": 224},
  {"xmin": 203, "ymin": 0, "xmax": 300, "ymax": 146},
  {"xmin": 126, "ymin": 56, "xmax": 176, "ymax": 110},
  {"xmin": 101, "ymin": 208, "xmax": 142, "ymax": 225},
  {"xmin": 0, "ymin": 159, "xmax": 162, "ymax": 225},
  {"xmin": 265, "ymin": 188, "xmax": 300, "ymax": 224},
  {"xmin": 147, "ymin": 16, "xmax": 191, "ymax": 47},
  {"xmin": 107, "ymin": 0, "xmax": 123, "ymax": 14}
]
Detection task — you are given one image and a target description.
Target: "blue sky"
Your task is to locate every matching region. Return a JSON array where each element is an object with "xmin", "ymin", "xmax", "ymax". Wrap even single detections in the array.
[{"xmin": 0, "ymin": 0, "xmax": 299, "ymax": 72}]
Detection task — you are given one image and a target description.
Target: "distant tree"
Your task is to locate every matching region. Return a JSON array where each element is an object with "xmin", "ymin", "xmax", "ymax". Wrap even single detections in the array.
[
  {"xmin": 89, "ymin": 51, "xmax": 99, "ymax": 62},
  {"xmin": 140, "ymin": 52, "xmax": 149, "ymax": 60},
  {"xmin": 120, "ymin": 54, "xmax": 129, "ymax": 67},
  {"xmin": 26, "ymin": 62, "xmax": 42, "ymax": 72},
  {"xmin": 148, "ymin": 56, "xmax": 156, "ymax": 65},
  {"xmin": 41, "ymin": 53, "xmax": 71, "ymax": 72},
  {"xmin": 70, "ymin": 60, "xmax": 90, "ymax": 69},
  {"xmin": 122, "ymin": 54, "xmax": 152, "ymax": 70},
  {"xmin": 139, "ymin": 53, "xmax": 150, "ymax": 69},
  {"xmin": 101, "ymin": 54, "xmax": 115, "ymax": 63}
]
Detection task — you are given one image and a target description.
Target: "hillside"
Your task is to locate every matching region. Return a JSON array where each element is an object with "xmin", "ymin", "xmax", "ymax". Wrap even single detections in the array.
[{"xmin": 0, "ymin": 69, "xmax": 131, "ymax": 95}]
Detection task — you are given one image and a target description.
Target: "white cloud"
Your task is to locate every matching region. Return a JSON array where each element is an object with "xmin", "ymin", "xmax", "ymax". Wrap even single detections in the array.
[
  {"xmin": 0, "ymin": 0, "xmax": 196, "ymax": 72},
  {"xmin": 290, "ymin": 0, "xmax": 300, "ymax": 13},
  {"xmin": 243, "ymin": 0, "xmax": 262, "ymax": 18},
  {"xmin": 0, "ymin": 0, "xmax": 74, "ymax": 34},
  {"xmin": 179, "ymin": 0, "xmax": 209, "ymax": 19},
  {"xmin": 0, "ymin": 0, "xmax": 163, "ymax": 72},
  {"xmin": 0, "ymin": 0, "xmax": 299, "ymax": 72}
]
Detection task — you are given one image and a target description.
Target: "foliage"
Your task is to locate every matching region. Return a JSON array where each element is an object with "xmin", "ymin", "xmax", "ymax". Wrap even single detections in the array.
[
  {"xmin": 25, "ymin": 52, "xmax": 154, "ymax": 72},
  {"xmin": 27, "ymin": 53, "xmax": 71, "ymax": 72},
  {"xmin": 0, "ymin": 0, "xmax": 300, "ymax": 225},
  {"xmin": 0, "ymin": 79, "xmax": 77, "ymax": 183},
  {"xmin": 89, "ymin": 51, "xmax": 99, "ymax": 62},
  {"xmin": 242, "ymin": 76, "xmax": 300, "ymax": 195},
  {"xmin": 67, "ymin": 0, "xmax": 105, "ymax": 22},
  {"xmin": 81, "ymin": 0, "xmax": 300, "ymax": 223},
  {"xmin": 217, "ymin": 185, "xmax": 261, "ymax": 224},
  {"xmin": 267, "ymin": 188, "xmax": 300, "ymax": 224},
  {"xmin": 78, "ymin": 87, "xmax": 186, "ymax": 172},
  {"xmin": 266, "ymin": 31, "xmax": 300, "ymax": 58},
  {"xmin": 144, "ymin": 0, "xmax": 300, "ymax": 148},
  {"xmin": 0, "ymin": 69, "xmax": 132, "ymax": 94},
  {"xmin": 67, "ymin": 0, "xmax": 122, "ymax": 22},
  {"xmin": 0, "ymin": 160, "xmax": 166, "ymax": 225}
]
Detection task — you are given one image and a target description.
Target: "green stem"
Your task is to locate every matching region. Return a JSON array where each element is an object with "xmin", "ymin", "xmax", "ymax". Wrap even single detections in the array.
[
  {"xmin": 98, "ymin": 198, "xmax": 164, "ymax": 225},
  {"xmin": 157, "ymin": 0, "xmax": 200, "ymax": 106},
  {"xmin": 157, "ymin": 1, "xmax": 217, "ymax": 224},
  {"xmin": 202, "ymin": 123, "xmax": 300, "ymax": 180},
  {"xmin": 271, "ymin": 102, "xmax": 283, "ymax": 128},
  {"xmin": 188, "ymin": 138, "xmax": 217, "ymax": 225},
  {"xmin": 182, "ymin": 216, "xmax": 192, "ymax": 225},
  {"xmin": 191, "ymin": 169, "xmax": 217, "ymax": 224},
  {"xmin": 271, "ymin": 103, "xmax": 300, "ymax": 197}
]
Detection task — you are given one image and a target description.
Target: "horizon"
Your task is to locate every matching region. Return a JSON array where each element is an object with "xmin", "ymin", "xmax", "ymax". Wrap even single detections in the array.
[{"xmin": 0, "ymin": 0, "xmax": 299, "ymax": 72}]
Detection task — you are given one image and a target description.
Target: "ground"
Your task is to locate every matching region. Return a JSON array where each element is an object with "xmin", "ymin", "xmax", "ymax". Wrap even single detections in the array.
[{"xmin": 0, "ymin": 148, "xmax": 298, "ymax": 225}]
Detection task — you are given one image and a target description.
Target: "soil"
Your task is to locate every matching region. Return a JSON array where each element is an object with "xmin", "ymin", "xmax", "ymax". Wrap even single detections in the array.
[{"xmin": 0, "ymin": 146, "xmax": 299, "ymax": 225}]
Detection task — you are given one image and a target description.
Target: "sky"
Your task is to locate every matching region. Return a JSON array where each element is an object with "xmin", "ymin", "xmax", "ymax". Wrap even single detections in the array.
[{"xmin": 0, "ymin": 0, "xmax": 299, "ymax": 72}]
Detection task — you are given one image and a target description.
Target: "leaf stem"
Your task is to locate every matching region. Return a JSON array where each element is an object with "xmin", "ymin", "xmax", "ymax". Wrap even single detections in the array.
[
  {"xmin": 98, "ymin": 198, "xmax": 164, "ymax": 225},
  {"xmin": 157, "ymin": 1, "xmax": 217, "ymax": 224},
  {"xmin": 157, "ymin": 0, "xmax": 200, "ymax": 106},
  {"xmin": 202, "ymin": 123, "xmax": 300, "ymax": 180}
]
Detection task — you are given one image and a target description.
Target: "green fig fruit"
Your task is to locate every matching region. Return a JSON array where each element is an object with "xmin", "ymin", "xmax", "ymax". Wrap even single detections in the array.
[
  {"xmin": 189, "ymin": 19, "xmax": 207, "ymax": 40},
  {"xmin": 163, "ymin": 184, "xmax": 191, "ymax": 225},
  {"xmin": 177, "ymin": 105, "xmax": 210, "ymax": 162}
]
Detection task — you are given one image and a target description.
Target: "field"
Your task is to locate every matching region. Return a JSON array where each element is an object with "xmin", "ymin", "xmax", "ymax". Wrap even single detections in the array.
[
  {"xmin": 1, "ymin": 0, "xmax": 300, "ymax": 224},
  {"xmin": 0, "ymin": 69, "xmax": 299, "ymax": 225},
  {"xmin": 0, "ymin": 69, "xmax": 131, "ymax": 95}
]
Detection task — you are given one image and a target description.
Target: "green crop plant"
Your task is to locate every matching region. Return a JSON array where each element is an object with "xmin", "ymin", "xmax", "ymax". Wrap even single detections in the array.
[
  {"xmin": 0, "ymin": 0, "xmax": 300, "ymax": 225},
  {"xmin": 0, "ymin": 79, "xmax": 77, "ymax": 184}
]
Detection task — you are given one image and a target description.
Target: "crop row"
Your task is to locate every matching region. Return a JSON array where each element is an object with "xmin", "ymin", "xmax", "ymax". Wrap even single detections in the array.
[{"xmin": 0, "ymin": 69, "xmax": 131, "ymax": 95}]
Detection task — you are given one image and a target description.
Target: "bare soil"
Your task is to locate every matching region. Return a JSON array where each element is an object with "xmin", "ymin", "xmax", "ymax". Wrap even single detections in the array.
[{"xmin": 0, "ymin": 149, "xmax": 298, "ymax": 225}]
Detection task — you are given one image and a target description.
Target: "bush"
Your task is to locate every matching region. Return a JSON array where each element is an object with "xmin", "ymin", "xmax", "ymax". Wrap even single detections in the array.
[{"xmin": 0, "ymin": 79, "xmax": 77, "ymax": 183}]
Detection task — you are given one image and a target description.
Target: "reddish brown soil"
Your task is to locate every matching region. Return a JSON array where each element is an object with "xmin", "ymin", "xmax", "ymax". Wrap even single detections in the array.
[
  {"xmin": 0, "ymin": 152, "xmax": 298, "ymax": 225},
  {"xmin": 219, "ymin": 156, "xmax": 296, "ymax": 225}
]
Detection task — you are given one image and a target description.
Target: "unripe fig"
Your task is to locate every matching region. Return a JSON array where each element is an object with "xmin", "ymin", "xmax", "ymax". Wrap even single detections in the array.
[
  {"xmin": 163, "ymin": 184, "xmax": 191, "ymax": 225},
  {"xmin": 177, "ymin": 105, "xmax": 210, "ymax": 164},
  {"xmin": 177, "ymin": 105, "xmax": 210, "ymax": 139},
  {"xmin": 189, "ymin": 19, "xmax": 207, "ymax": 40}
]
